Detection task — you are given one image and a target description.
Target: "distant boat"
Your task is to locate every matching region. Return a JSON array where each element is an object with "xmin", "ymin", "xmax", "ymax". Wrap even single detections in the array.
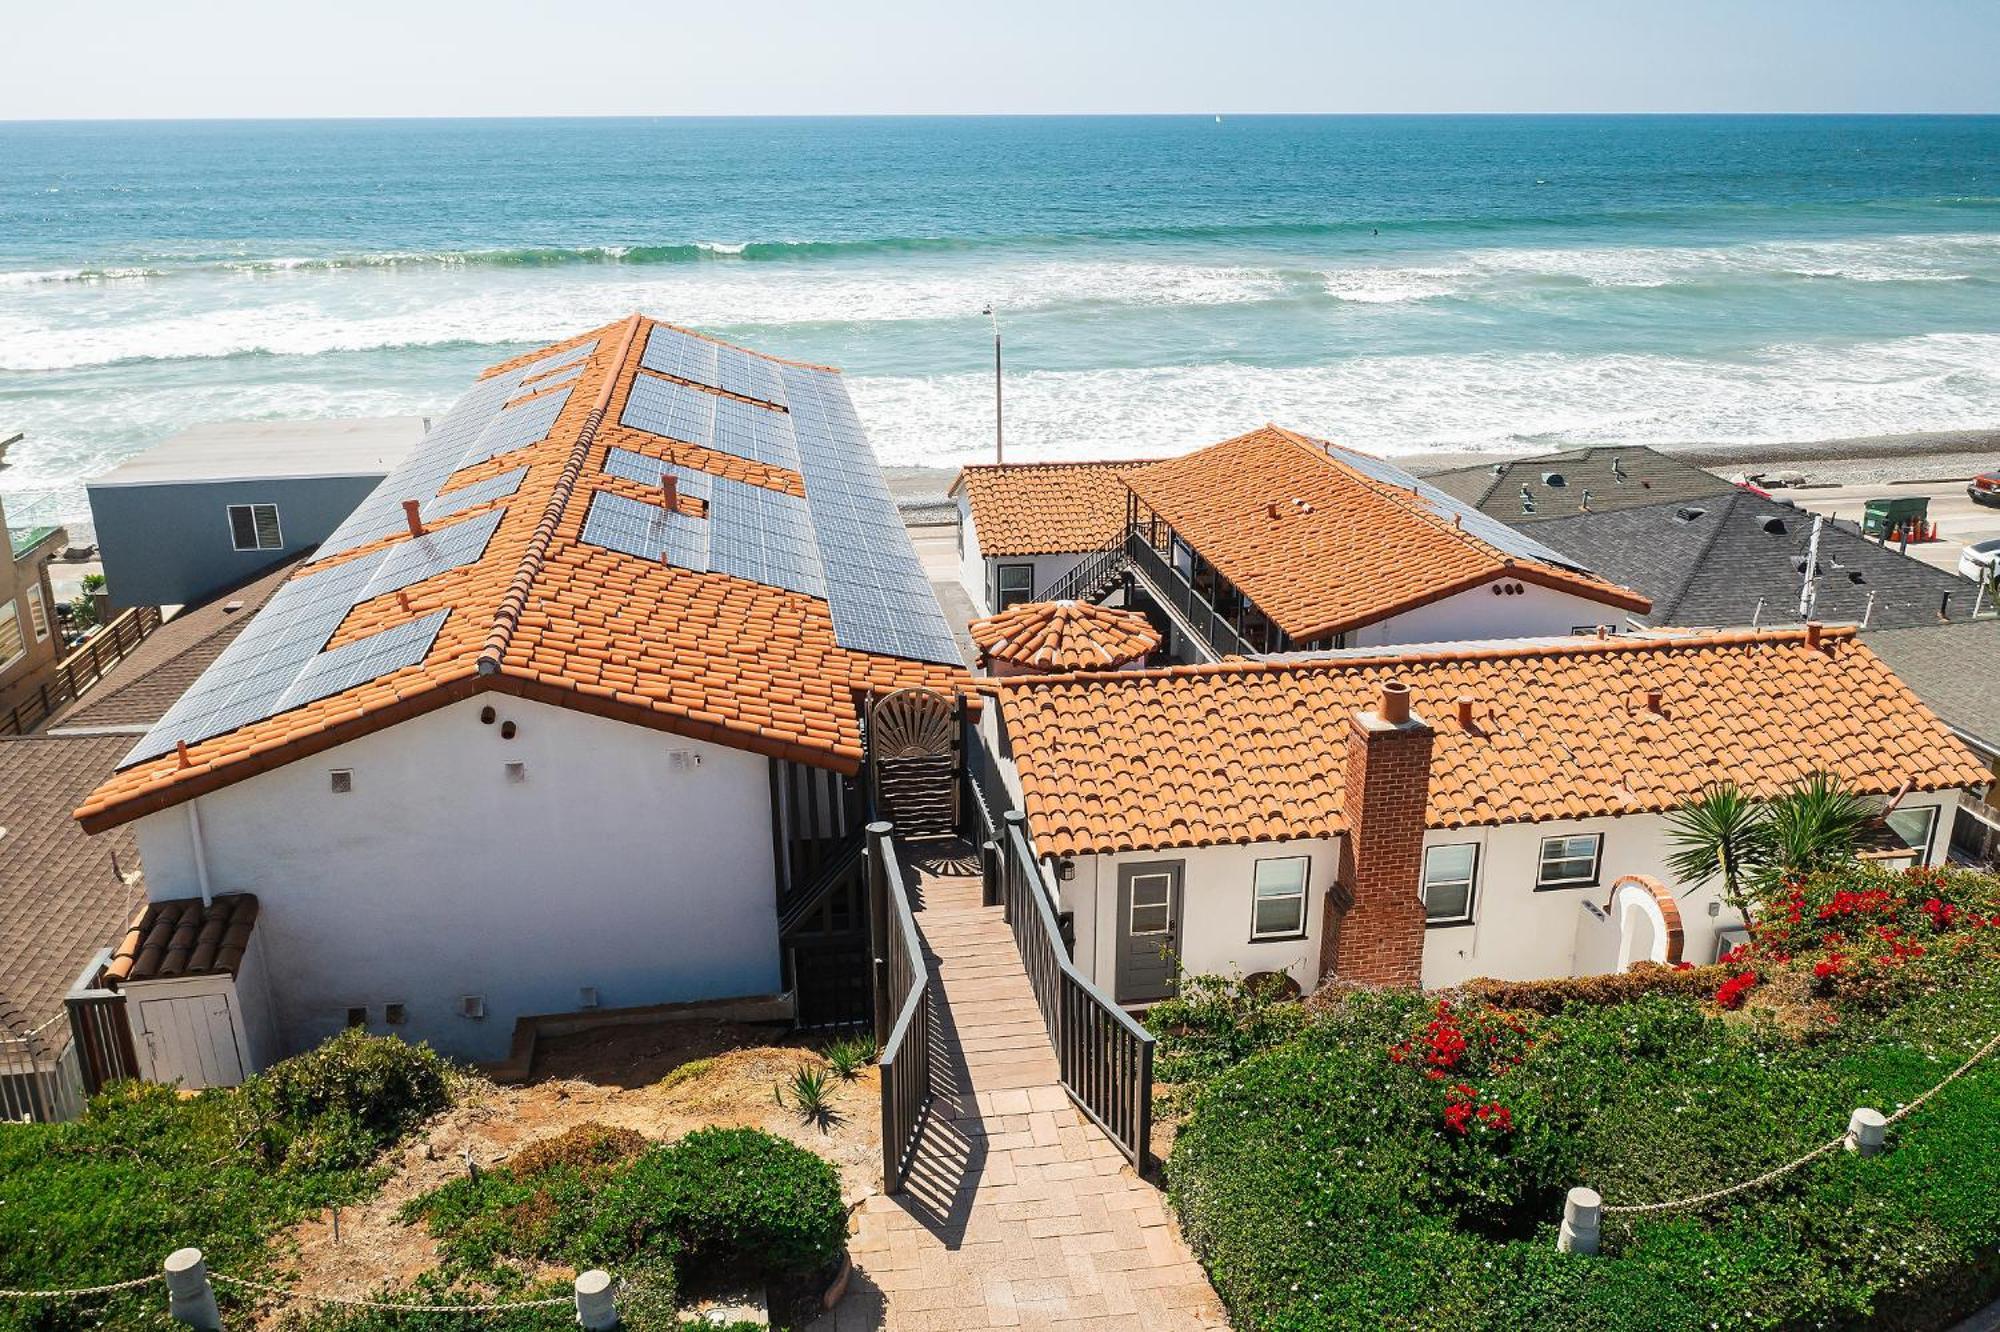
[{"xmin": 1215, "ymin": 115, "xmax": 1223, "ymax": 123}]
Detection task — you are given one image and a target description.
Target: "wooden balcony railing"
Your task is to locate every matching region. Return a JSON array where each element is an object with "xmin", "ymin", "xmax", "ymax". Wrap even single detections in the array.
[{"xmin": 0, "ymin": 605, "xmax": 162, "ymax": 737}]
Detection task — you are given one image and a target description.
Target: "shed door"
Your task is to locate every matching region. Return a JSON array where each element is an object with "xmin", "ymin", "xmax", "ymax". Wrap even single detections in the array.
[
  {"xmin": 1115, "ymin": 861, "xmax": 1183, "ymax": 1004},
  {"xmin": 131, "ymin": 994, "xmax": 246, "ymax": 1090}
]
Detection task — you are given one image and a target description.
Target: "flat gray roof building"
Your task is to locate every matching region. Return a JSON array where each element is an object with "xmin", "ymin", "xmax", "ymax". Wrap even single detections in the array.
[{"xmin": 87, "ymin": 418, "xmax": 425, "ymax": 611}]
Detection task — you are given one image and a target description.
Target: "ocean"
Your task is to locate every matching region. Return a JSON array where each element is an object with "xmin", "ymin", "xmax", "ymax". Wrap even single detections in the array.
[{"xmin": 3, "ymin": 115, "xmax": 1999, "ymax": 529}]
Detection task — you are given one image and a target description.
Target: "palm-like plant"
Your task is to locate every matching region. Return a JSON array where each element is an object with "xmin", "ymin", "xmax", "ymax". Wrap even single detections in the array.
[
  {"xmin": 1762, "ymin": 772, "xmax": 1873, "ymax": 880},
  {"xmin": 1665, "ymin": 781, "xmax": 1770, "ymax": 914}
]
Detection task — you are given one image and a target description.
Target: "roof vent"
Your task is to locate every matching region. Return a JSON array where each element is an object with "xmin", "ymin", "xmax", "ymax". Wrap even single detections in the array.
[
  {"xmin": 1610, "ymin": 456, "xmax": 1627, "ymax": 482},
  {"xmin": 1491, "ymin": 463, "xmax": 1507, "ymax": 476},
  {"xmin": 460, "ymin": 995, "xmax": 487, "ymax": 1020},
  {"xmin": 1543, "ymin": 472, "xmax": 1567, "ymax": 488},
  {"xmin": 1847, "ymin": 570, "xmax": 1866, "ymax": 584},
  {"xmin": 1761, "ymin": 516, "xmax": 1788, "ymax": 534},
  {"xmin": 1673, "ymin": 506, "xmax": 1706, "ymax": 523}
]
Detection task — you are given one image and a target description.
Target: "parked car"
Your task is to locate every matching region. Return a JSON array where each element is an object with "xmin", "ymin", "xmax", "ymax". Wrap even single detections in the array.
[
  {"xmin": 1959, "ymin": 536, "xmax": 2000, "ymax": 584},
  {"xmin": 1969, "ymin": 470, "xmax": 2000, "ymax": 507}
]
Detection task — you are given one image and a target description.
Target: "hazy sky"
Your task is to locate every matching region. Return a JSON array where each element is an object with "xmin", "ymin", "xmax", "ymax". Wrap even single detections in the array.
[{"xmin": 6, "ymin": 0, "xmax": 1998, "ymax": 120}]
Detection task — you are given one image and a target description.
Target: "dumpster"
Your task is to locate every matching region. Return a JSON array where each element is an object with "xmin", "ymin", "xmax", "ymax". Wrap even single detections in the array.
[{"xmin": 1862, "ymin": 495, "xmax": 1929, "ymax": 538}]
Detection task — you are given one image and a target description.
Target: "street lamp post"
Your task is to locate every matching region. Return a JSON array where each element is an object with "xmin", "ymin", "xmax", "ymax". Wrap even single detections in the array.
[{"xmin": 982, "ymin": 304, "xmax": 1002, "ymax": 464}]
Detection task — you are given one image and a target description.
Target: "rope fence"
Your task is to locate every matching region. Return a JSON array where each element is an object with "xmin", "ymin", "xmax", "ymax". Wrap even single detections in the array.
[
  {"xmin": 0, "ymin": 1250, "xmax": 624, "ymax": 1328},
  {"xmin": 1559, "ymin": 1026, "xmax": 2000, "ymax": 1253}
]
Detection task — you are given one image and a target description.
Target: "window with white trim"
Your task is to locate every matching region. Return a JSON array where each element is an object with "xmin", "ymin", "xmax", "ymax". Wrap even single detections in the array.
[
  {"xmin": 1536, "ymin": 832, "xmax": 1604, "ymax": 889},
  {"xmin": 996, "ymin": 563, "xmax": 1034, "ymax": 610},
  {"xmin": 1421, "ymin": 843, "xmax": 1478, "ymax": 925},
  {"xmin": 1250, "ymin": 856, "xmax": 1309, "ymax": 940},
  {"xmin": 24, "ymin": 584, "xmax": 48, "ymax": 642},
  {"xmin": 1884, "ymin": 804, "xmax": 1940, "ymax": 863},
  {"xmin": 0, "ymin": 598, "xmax": 23, "ymax": 672},
  {"xmin": 228, "ymin": 502, "xmax": 283, "ymax": 552}
]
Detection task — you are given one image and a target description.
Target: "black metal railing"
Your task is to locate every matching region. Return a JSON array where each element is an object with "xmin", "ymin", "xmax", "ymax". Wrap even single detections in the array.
[
  {"xmin": 868, "ymin": 822, "xmax": 933, "ymax": 1194},
  {"xmin": 1122, "ymin": 528, "xmax": 1253, "ymax": 660},
  {"xmin": 1040, "ymin": 533, "xmax": 1130, "ymax": 605},
  {"xmin": 961, "ymin": 719, "xmax": 1155, "ymax": 1170}
]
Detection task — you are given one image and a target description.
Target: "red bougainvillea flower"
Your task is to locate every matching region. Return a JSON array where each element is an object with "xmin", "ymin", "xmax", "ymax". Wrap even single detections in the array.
[
  {"xmin": 1714, "ymin": 970, "xmax": 1759, "ymax": 1010},
  {"xmin": 1813, "ymin": 953, "xmax": 1846, "ymax": 979}
]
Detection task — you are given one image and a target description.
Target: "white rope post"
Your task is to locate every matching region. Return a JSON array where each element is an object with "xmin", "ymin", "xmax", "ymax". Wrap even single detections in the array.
[
  {"xmin": 574, "ymin": 1269, "xmax": 617, "ymax": 1330},
  {"xmin": 1558, "ymin": 1187, "xmax": 1602, "ymax": 1255},
  {"xmin": 1846, "ymin": 1107, "xmax": 1887, "ymax": 1156},
  {"xmin": 163, "ymin": 1249, "xmax": 221, "ymax": 1331}
]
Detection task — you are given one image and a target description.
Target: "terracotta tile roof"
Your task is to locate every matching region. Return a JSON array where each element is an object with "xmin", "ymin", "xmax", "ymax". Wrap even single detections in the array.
[
  {"xmin": 0, "ymin": 734, "xmax": 141, "ymax": 1033},
  {"xmin": 76, "ymin": 315, "xmax": 969, "ymax": 833},
  {"xmin": 103, "ymin": 893, "xmax": 258, "ymax": 986},
  {"xmin": 951, "ymin": 460, "xmax": 1155, "ymax": 558},
  {"xmin": 1123, "ymin": 426, "xmax": 1652, "ymax": 641},
  {"xmin": 995, "ymin": 626, "xmax": 1989, "ymax": 857},
  {"xmin": 969, "ymin": 600, "xmax": 1161, "ymax": 673},
  {"xmin": 50, "ymin": 556, "xmax": 303, "ymax": 730}
]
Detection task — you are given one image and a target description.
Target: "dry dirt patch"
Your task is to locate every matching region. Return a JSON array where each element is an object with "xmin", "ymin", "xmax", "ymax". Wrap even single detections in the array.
[{"xmin": 256, "ymin": 1021, "xmax": 880, "ymax": 1325}]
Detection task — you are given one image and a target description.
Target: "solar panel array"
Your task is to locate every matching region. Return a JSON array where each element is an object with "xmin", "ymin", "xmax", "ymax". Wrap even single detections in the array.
[
  {"xmin": 580, "ymin": 491, "xmax": 711, "ymax": 573},
  {"xmin": 316, "ymin": 339, "xmax": 597, "ymax": 558},
  {"xmin": 604, "ymin": 335, "xmax": 959, "ymax": 666},
  {"xmin": 122, "ymin": 509, "xmax": 505, "ymax": 766},
  {"xmin": 583, "ymin": 462, "xmax": 826, "ymax": 600},
  {"xmin": 424, "ymin": 466, "xmax": 528, "ymax": 523},
  {"xmin": 1324, "ymin": 442, "xmax": 1595, "ymax": 574}
]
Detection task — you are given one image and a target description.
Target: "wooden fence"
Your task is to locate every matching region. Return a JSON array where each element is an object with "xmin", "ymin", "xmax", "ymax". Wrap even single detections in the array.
[
  {"xmin": 0, "ymin": 605, "xmax": 162, "ymax": 736},
  {"xmin": 868, "ymin": 821, "xmax": 934, "ymax": 1194}
]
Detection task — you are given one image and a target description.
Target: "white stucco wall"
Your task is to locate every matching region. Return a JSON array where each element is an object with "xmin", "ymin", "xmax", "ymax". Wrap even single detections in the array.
[
  {"xmin": 955, "ymin": 495, "xmax": 1091, "ymax": 618},
  {"xmin": 131, "ymin": 694, "xmax": 782, "ymax": 1062},
  {"xmin": 1350, "ymin": 576, "xmax": 1632, "ymax": 649},
  {"xmin": 1061, "ymin": 839, "xmax": 1341, "ymax": 1001}
]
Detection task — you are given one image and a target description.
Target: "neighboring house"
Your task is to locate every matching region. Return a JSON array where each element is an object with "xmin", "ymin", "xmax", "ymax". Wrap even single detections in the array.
[
  {"xmin": 1426, "ymin": 445, "xmax": 1978, "ymax": 631},
  {"xmin": 1425, "ymin": 444, "xmax": 1739, "ymax": 524},
  {"xmin": 87, "ymin": 417, "xmax": 425, "ymax": 610},
  {"xmin": 0, "ymin": 562, "xmax": 287, "ymax": 1117},
  {"xmin": 1117, "ymin": 427, "xmax": 1652, "ymax": 661},
  {"xmin": 1865, "ymin": 618, "xmax": 2000, "ymax": 865},
  {"xmin": 968, "ymin": 600, "xmax": 1160, "ymax": 677},
  {"xmin": 991, "ymin": 626, "xmax": 1985, "ymax": 1003},
  {"xmin": 74, "ymin": 316, "xmax": 968, "ymax": 1079},
  {"xmin": 0, "ymin": 433, "xmax": 69, "ymax": 728},
  {"xmin": 952, "ymin": 460, "xmax": 1153, "ymax": 615}
]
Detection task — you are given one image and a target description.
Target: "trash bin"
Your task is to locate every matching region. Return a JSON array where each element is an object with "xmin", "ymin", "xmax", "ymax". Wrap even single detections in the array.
[{"xmin": 1862, "ymin": 495, "xmax": 1929, "ymax": 538}]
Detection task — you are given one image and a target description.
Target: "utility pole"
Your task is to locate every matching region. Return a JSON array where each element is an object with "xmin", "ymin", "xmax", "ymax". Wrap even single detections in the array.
[{"xmin": 982, "ymin": 304, "xmax": 1002, "ymax": 464}]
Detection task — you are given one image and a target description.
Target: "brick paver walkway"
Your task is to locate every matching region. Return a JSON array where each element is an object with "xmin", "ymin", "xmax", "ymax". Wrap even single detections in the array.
[{"xmin": 816, "ymin": 862, "xmax": 1226, "ymax": 1331}]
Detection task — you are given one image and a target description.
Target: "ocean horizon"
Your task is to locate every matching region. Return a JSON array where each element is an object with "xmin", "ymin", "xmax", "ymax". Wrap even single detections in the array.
[{"xmin": 3, "ymin": 114, "xmax": 1998, "ymax": 528}]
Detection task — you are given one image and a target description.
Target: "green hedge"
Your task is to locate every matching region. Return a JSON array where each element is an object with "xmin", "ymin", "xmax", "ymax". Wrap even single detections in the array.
[
  {"xmin": 0, "ymin": 1032, "xmax": 449, "ymax": 1332},
  {"xmin": 1164, "ymin": 865, "xmax": 2000, "ymax": 1332},
  {"xmin": 408, "ymin": 1126, "xmax": 846, "ymax": 1290}
]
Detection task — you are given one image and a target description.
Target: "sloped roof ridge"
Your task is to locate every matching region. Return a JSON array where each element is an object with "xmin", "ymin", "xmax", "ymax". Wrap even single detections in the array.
[
  {"xmin": 989, "ymin": 624, "xmax": 1852, "ymax": 693},
  {"xmin": 476, "ymin": 314, "xmax": 642, "ymax": 676},
  {"xmin": 1648, "ymin": 489, "xmax": 1750, "ymax": 622}
]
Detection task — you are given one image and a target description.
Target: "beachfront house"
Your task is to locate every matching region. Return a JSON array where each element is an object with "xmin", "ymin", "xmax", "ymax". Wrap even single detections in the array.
[
  {"xmin": 86, "ymin": 417, "xmax": 425, "ymax": 611},
  {"xmin": 69, "ymin": 316, "xmax": 968, "ymax": 1088},
  {"xmin": 955, "ymin": 427, "xmax": 1653, "ymax": 663},
  {"xmin": 952, "ymin": 460, "xmax": 1151, "ymax": 615},
  {"xmin": 988, "ymin": 626, "xmax": 1986, "ymax": 1004},
  {"xmin": 0, "ymin": 433, "xmax": 69, "ymax": 729}
]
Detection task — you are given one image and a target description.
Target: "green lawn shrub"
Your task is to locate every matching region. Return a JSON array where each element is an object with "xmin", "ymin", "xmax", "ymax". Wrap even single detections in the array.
[
  {"xmin": 0, "ymin": 1033, "xmax": 450, "ymax": 1332},
  {"xmin": 1163, "ymin": 863, "xmax": 2000, "ymax": 1332}
]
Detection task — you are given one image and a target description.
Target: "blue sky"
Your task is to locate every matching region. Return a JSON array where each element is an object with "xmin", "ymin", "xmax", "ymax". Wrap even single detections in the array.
[{"xmin": 6, "ymin": 0, "xmax": 1998, "ymax": 119}]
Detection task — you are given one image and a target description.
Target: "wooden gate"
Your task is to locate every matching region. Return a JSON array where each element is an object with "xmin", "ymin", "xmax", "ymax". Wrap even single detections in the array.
[{"xmin": 867, "ymin": 688, "xmax": 963, "ymax": 839}]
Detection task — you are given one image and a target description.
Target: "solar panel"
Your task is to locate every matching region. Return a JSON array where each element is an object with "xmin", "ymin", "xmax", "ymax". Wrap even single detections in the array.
[
  {"xmin": 364, "ymin": 509, "xmax": 506, "ymax": 602},
  {"xmin": 704, "ymin": 476, "xmax": 824, "ymax": 598},
  {"xmin": 715, "ymin": 344, "xmax": 788, "ymax": 408},
  {"xmin": 423, "ymin": 466, "xmax": 528, "ymax": 522},
  {"xmin": 463, "ymin": 387, "xmax": 573, "ymax": 466},
  {"xmin": 601, "ymin": 449, "xmax": 715, "ymax": 502},
  {"xmin": 277, "ymin": 611, "xmax": 450, "ymax": 714},
  {"xmin": 512, "ymin": 360, "xmax": 585, "ymax": 396},
  {"xmin": 638, "ymin": 324, "xmax": 720, "ymax": 388},
  {"xmin": 579, "ymin": 491, "xmax": 709, "ymax": 571},
  {"xmin": 620, "ymin": 373, "xmax": 802, "ymax": 472},
  {"xmin": 1323, "ymin": 443, "xmax": 1593, "ymax": 573},
  {"xmin": 779, "ymin": 367, "xmax": 962, "ymax": 665}
]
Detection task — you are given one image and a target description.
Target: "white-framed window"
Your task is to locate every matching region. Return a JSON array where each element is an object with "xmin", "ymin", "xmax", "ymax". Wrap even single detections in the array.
[
  {"xmin": 1250, "ymin": 856, "xmax": 1310, "ymax": 940},
  {"xmin": 996, "ymin": 563, "xmax": 1034, "ymax": 610},
  {"xmin": 1128, "ymin": 872, "xmax": 1174, "ymax": 935},
  {"xmin": 24, "ymin": 584, "xmax": 48, "ymax": 642},
  {"xmin": 0, "ymin": 597, "xmax": 24, "ymax": 673},
  {"xmin": 228, "ymin": 502, "xmax": 283, "ymax": 552},
  {"xmin": 1536, "ymin": 832, "xmax": 1604, "ymax": 889},
  {"xmin": 1422, "ymin": 843, "xmax": 1478, "ymax": 926},
  {"xmin": 1884, "ymin": 804, "xmax": 1940, "ymax": 863}
]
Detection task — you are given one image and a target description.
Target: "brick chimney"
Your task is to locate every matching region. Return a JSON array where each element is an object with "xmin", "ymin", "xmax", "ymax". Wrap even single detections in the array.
[{"xmin": 1323, "ymin": 679, "xmax": 1434, "ymax": 988}]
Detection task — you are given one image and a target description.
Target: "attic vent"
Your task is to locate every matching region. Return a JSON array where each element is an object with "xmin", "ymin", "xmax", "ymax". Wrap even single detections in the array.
[
  {"xmin": 460, "ymin": 995, "xmax": 486, "ymax": 1020},
  {"xmin": 1761, "ymin": 516, "xmax": 1788, "ymax": 534},
  {"xmin": 329, "ymin": 769, "xmax": 353, "ymax": 794},
  {"xmin": 1847, "ymin": 571, "xmax": 1866, "ymax": 584},
  {"xmin": 1543, "ymin": 472, "xmax": 1567, "ymax": 488},
  {"xmin": 1673, "ymin": 506, "xmax": 1707, "ymax": 523}
]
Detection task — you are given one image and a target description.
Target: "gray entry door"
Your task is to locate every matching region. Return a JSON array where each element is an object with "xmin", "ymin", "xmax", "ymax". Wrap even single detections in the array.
[{"xmin": 1115, "ymin": 861, "xmax": 1184, "ymax": 1004}]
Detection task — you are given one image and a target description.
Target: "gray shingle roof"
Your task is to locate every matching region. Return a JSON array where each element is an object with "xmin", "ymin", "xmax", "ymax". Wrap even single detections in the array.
[
  {"xmin": 1425, "ymin": 446, "xmax": 1739, "ymax": 523},
  {"xmin": 1524, "ymin": 490, "xmax": 1974, "ymax": 631},
  {"xmin": 1864, "ymin": 619, "xmax": 2000, "ymax": 756}
]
